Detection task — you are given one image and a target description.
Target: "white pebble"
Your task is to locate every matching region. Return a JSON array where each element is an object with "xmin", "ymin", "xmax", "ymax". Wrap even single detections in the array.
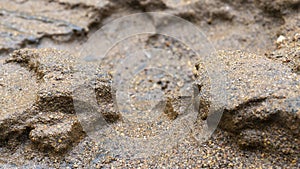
[{"xmin": 276, "ymin": 35, "xmax": 287, "ymax": 44}]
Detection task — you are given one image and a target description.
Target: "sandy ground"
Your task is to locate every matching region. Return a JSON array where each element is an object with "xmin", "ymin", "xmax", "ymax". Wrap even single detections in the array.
[{"xmin": 0, "ymin": 0, "xmax": 299, "ymax": 168}]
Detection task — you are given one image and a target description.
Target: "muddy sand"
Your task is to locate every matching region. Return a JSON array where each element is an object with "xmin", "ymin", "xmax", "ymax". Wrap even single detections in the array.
[{"xmin": 0, "ymin": 0, "xmax": 299, "ymax": 168}]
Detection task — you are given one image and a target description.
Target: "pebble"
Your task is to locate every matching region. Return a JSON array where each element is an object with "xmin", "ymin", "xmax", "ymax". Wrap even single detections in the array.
[{"xmin": 276, "ymin": 35, "xmax": 287, "ymax": 45}]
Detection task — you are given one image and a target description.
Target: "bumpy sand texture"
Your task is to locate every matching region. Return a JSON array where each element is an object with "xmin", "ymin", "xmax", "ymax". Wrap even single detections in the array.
[
  {"xmin": 202, "ymin": 50, "xmax": 300, "ymax": 154},
  {"xmin": 0, "ymin": 0, "xmax": 299, "ymax": 168}
]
